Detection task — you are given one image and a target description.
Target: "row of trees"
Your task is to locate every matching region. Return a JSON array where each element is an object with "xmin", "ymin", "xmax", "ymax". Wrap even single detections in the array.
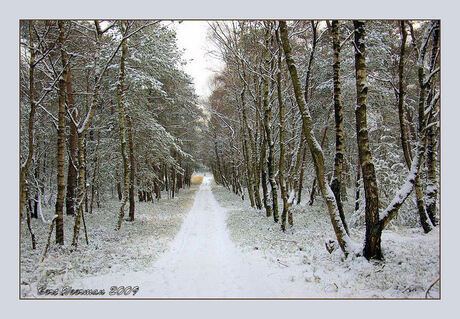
[
  {"xmin": 20, "ymin": 20, "xmax": 204, "ymax": 250},
  {"xmin": 206, "ymin": 20, "xmax": 439, "ymax": 260}
]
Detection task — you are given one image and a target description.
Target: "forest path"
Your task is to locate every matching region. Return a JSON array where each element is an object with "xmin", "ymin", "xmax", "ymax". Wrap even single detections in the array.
[{"xmin": 72, "ymin": 174, "xmax": 317, "ymax": 298}]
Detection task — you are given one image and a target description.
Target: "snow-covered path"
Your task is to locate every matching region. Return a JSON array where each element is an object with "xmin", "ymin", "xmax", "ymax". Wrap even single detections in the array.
[{"xmin": 71, "ymin": 175, "xmax": 317, "ymax": 298}]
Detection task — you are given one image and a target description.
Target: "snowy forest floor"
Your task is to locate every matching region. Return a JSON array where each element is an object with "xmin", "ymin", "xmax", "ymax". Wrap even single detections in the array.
[
  {"xmin": 212, "ymin": 182, "xmax": 440, "ymax": 298},
  {"xmin": 20, "ymin": 183, "xmax": 199, "ymax": 298},
  {"xmin": 20, "ymin": 175, "xmax": 439, "ymax": 299}
]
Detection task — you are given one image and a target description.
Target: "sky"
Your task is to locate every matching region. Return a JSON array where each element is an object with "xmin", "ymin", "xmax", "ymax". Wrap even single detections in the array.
[{"xmin": 174, "ymin": 21, "xmax": 222, "ymax": 100}]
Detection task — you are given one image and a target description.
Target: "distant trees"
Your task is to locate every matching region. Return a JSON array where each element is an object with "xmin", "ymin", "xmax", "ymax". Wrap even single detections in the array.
[
  {"xmin": 20, "ymin": 20, "xmax": 205, "ymax": 249},
  {"xmin": 207, "ymin": 20, "xmax": 440, "ymax": 260},
  {"xmin": 20, "ymin": 19, "xmax": 440, "ymax": 262}
]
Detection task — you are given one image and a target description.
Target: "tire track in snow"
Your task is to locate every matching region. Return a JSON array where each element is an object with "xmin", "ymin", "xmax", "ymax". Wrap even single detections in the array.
[{"xmin": 68, "ymin": 175, "xmax": 319, "ymax": 298}]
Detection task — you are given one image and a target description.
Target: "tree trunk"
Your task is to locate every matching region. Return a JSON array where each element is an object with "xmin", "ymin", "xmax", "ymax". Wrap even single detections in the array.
[
  {"xmin": 262, "ymin": 22, "xmax": 279, "ymax": 223},
  {"xmin": 397, "ymin": 20, "xmax": 413, "ymax": 168},
  {"xmin": 425, "ymin": 21, "xmax": 440, "ymax": 226},
  {"xmin": 414, "ymin": 21, "xmax": 437, "ymax": 233},
  {"xmin": 353, "ymin": 21, "xmax": 382, "ymax": 260},
  {"xmin": 239, "ymin": 66, "xmax": 256, "ymax": 208},
  {"xmin": 279, "ymin": 21, "xmax": 353, "ymax": 256},
  {"xmin": 64, "ymin": 44, "xmax": 78, "ymax": 217},
  {"xmin": 127, "ymin": 115, "xmax": 135, "ymax": 221},
  {"xmin": 308, "ymin": 106, "xmax": 333, "ymax": 206},
  {"xmin": 260, "ymin": 137, "xmax": 272, "ymax": 217},
  {"xmin": 116, "ymin": 21, "xmax": 130, "ymax": 231},
  {"xmin": 276, "ymin": 28, "xmax": 290, "ymax": 231},
  {"xmin": 55, "ymin": 21, "xmax": 67, "ymax": 245},
  {"xmin": 354, "ymin": 161, "xmax": 361, "ymax": 213},
  {"xmin": 90, "ymin": 131, "xmax": 101, "ymax": 214},
  {"xmin": 330, "ymin": 20, "xmax": 349, "ymax": 235},
  {"xmin": 296, "ymin": 146, "xmax": 307, "ymax": 205},
  {"xmin": 20, "ymin": 20, "xmax": 37, "ymax": 223}
]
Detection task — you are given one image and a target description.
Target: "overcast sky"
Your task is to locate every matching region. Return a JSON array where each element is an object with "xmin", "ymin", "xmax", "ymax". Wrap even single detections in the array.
[{"xmin": 174, "ymin": 21, "xmax": 223, "ymax": 100}]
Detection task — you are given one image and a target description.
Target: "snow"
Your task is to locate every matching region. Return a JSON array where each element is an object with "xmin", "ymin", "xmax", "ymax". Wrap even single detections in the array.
[
  {"xmin": 38, "ymin": 175, "xmax": 327, "ymax": 298},
  {"xmin": 21, "ymin": 175, "xmax": 439, "ymax": 299},
  {"xmin": 21, "ymin": 184, "xmax": 199, "ymax": 298},
  {"xmin": 214, "ymin": 181, "xmax": 439, "ymax": 298}
]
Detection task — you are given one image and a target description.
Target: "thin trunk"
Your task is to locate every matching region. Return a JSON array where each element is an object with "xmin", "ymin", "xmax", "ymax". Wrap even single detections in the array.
[
  {"xmin": 64, "ymin": 41, "xmax": 78, "ymax": 217},
  {"xmin": 414, "ymin": 21, "xmax": 437, "ymax": 233},
  {"xmin": 25, "ymin": 187, "xmax": 36, "ymax": 249},
  {"xmin": 397, "ymin": 20, "xmax": 413, "ymax": 168},
  {"xmin": 308, "ymin": 105, "xmax": 333, "ymax": 205},
  {"xmin": 116, "ymin": 21, "xmax": 130, "ymax": 231},
  {"xmin": 84, "ymin": 138, "xmax": 89, "ymax": 213},
  {"xmin": 20, "ymin": 20, "xmax": 37, "ymax": 222},
  {"xmin": 263, "ymin": 22, "xmax": 278, "ymax": 223},
  {"xmin": 72, "ymin": 20, "xmax": 106, "ymax": 247},
  {"xmin": 89, "ymin": 131, "xmax": 101, "ymax": 214},
  {"xmin": 117, "ymin": 180, "xmax": 122, "ymax": 200},
  {"xmin": 296, "ymin": 145, "xmax": 307, "ymax": 205},
  {"xmin": 276, "ymin": 28, "xmax": 290, "ymax": 231},
  {"xmin": 425, "ymin": 21, "xmax": 440, "ymax": 226},
  {"xmin": 72, "ymin": 133, "xmax": 86, "ymax": 246},
  {"xmin": 260, "ymin": 137, "xmax": 272, "ymax": 217},
  {"xmin": 240, "ymin": 67, "xmax": 256, "ymax": 208},
  {"xmin": 127, "ymin": 115, "xmax": 135, "ymax": 221},
  {"xmin": 55, "ymin": 21, "xmax": 67, "ymax": 245},
  {"xmin": 354, "ymin": 161, "xmax": 361, "ymax": 213},
  {"xmin": 280, "ymin": 21, "xmax": 353, "ymax": 256}
]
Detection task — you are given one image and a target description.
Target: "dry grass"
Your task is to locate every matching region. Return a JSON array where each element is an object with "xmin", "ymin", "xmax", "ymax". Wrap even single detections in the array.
[{"xmin": 191, "ymin": 175, "xmax": 203, "ymax": 185}]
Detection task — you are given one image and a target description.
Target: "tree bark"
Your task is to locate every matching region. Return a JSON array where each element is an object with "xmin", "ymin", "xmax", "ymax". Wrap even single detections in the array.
[
  {"xmin": 64, "ymin": 39, "xmax": 78, "ymax": 216},
  {"xmin": 353, "ymin": 21, "xmax": 382, "ymax": 260},
  {"xmin": 127, "ymin": 115, "xmax": 135, "ymax": 221},
  {"xmin": 414, "ymin": 21, "xmax": 437, "ymax": 233},
  {"xmin": 276, "ymin": 28, "xmax": 290, "ymax": 231},
  {"xmin": 89, "ymin": 131, "xmax": 101, "ymax": 214},
  {"xmin": 397, "ymin": 21, "xmax": 413, "ymax": 168},
  {"xmin": 279, "ymin": 21, "xmax": 353, "ymax": 256},
  {"xmin": 330, "ymin": 20, "xmax": 349, "ymax": 235},
  {"xmin": 55, "ymin": 21, "xmax": 67, "ymax": 245},
  {"xmin": 20, "ymin": 20, "xmax": 37, "ymax": 222},
  {"xmin": 116, "ymin": 21, "xmax": 130, "ymax": 231},
  {"xmin": 262, "ymin": 22, "xmax": 279, "ymax": 223},
  {"xmin": 260, "ymin": 136, "xmax": 272, "ymax": 217},
  {"xmin": 425, "ymin": 21, "xmax": 440, "ymax": 226},
  {"xmin": 239, "ymin": 66, "xmax": 256, "ymax": 208}
]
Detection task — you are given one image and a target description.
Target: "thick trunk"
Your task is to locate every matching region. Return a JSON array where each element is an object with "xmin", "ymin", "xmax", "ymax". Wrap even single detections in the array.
[
  {"xmin": 353, "ymin": 21, "xmax": 382, "ymax": 260},
  {"xmin": 330, "ymin": 20, "xmax": 349, "ymax": 235}
]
